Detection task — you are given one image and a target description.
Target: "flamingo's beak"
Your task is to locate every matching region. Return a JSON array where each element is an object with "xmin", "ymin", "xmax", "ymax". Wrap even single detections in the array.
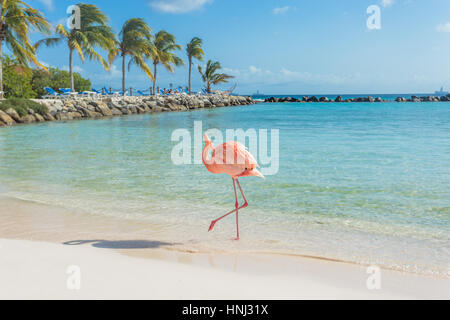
[{"xmin": 247, "ymin": 168, "xmax": 265, "ymax": 179}]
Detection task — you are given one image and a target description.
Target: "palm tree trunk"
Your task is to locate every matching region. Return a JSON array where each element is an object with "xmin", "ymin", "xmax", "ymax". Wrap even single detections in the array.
[
  {"xmin": 152, "ymin": 62, "xmax": 157, "ymax": 95},
  {"xmin": 0, "ymin": 40, "xmax": 3, "ymax": 100},
  {"xmin": 122, "ymin": 54, "xmax": 126, "ymax": 93},
  {"xmin": 188, "ymin": 56, "xmax": 192, "ymax": 95},
  {"xmin": 69, "ymin": 48, "xmax": 74, "ymax": 92}
]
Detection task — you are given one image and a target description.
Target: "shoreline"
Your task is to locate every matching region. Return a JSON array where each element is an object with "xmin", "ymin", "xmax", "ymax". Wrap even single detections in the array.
[
  {"xmin": 0, "ymin": 195, "xmax": 448, "ymax": 299},
  {"xmin": 0, "ymin": 93, "xmax": 254, "ymax": 127}
]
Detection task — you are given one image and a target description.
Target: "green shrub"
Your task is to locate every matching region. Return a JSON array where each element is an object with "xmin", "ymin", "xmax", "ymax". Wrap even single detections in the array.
[
  {"xmin": 32, "ymin": 68, "xmax": 91, "ymax": 98},
  {"xmin": 0, "ymin": 98, "xmax": 48, "ymax": 117},
  {"xmin": 2, "ymin": 55, "xmax": 36, "ymax": 99}
]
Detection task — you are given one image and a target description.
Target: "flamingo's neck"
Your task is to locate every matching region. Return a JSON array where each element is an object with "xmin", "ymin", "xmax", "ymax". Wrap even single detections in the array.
[{"xmin": 202, "ymin": 144, "xmax": 220, "ymax": 174}]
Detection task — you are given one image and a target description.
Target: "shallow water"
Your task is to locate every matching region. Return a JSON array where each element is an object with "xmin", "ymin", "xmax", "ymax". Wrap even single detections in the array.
[{"xmin": 0, "ymin": 102, "xmax": 449, "ymax": 276}]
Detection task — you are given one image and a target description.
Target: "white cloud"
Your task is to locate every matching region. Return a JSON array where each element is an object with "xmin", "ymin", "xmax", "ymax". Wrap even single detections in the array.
[
  {"xmin": 62, "ymin": 65, "xmax": 84, "ymax": 73},
  {"xmin": 37, "ymin": 0, "xmax": 54, "ymax": 11},
  {"xmin": 273, "ymin": 6, "xmax": 290, "ymax": 15},
  {"xmin": 381, "ymin": 0, "xmax": 393, "ymax": 7},
  {"xmin": 249, "ymin": 65, "xmax": 262, "ymax": 74},
  {"xmin": 150, "ymin": 0, "xmax": 212, "ymax": 14},
  {"xmin": 436, "ymin": 22, "xmax": 450, "ymax": 32},
  {"xmin": 226, "ymin": 65, "xmax": 356, "ymax": 87}
]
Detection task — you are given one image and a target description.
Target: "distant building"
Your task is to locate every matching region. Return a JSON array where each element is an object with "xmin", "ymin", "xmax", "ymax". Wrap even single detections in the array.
[{"xmin": 434, "ymin": 87, "xmax": 449, "ymax": 96}]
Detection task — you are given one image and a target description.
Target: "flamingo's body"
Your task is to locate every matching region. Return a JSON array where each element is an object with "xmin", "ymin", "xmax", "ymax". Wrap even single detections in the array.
[{"xmin": 202, "ymin": 134, "xmax": 264, "ymax": 240}]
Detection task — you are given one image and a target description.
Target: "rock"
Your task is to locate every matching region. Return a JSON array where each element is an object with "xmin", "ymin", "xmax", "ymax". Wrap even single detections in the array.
[
  {"xmin": 5, "ymin": 108, "xmax": 20, "ymax": 122},
  {"xmin": 79, "ymin": 108, "xmax": 102, "ymax": 118},
  {"xmin": 27, "ymin": 108, "xmax": 35, "ymax": 115},
  {"xmin": 129, "ymin": 106, "xmax": 137, "ymax": 114},
  {"xmin": 440, "ymin": 96, "xmax": 448, "ymax": 102},
  {"xmin": 91, "ymin": 101, "xmax": 112, "ymax": 116},
  {"xmin": 136, "ymin": 106, "xmax": 146, "ymax": 114},
  {"xmin": 20, "ymin": 114, "xmax": 36, "ymax": 123},
  {"xmin": 395, "ymin": 97, "xmax": 406, "ymax": 102},
  {"xmin": 121, "ymin": 107, "xmax": 132, "ymax": 115},
  {"xmin": 34, "ymin": 114, "xmax": 45, "ymax": 122},
  {"xmin": 319, "ymin": 97, "xmax": 329, "ymax": 102},
  {"xmin": 0, "ymin": 110, "xmax": 15, "ymax": 125},
  {"xmin": 308, "ymin": 96, "xmax": 319, "ymax": 102},
  {"xmin": 110, "ymin": 108, "xmax": 123, "ymax": 116},
  {"xmin": 420, "ymin": 96, "xmax": 434, "ymax": 102},
  {"xmin": 368, "ymin": 96, "xmax": 375, "ymax": 102},
  {"xmin": 68, "ymin": 112, "xmax": 82, "ymax": 119},
  {"xmin": 43, "ymin": 113, "xmax": 56, "ymax": 121},
  {"xmin": 335, "ymin": 96, "xmax": 343, "ymax": 102},
  {"xmin": 375, "ymin": 97, "xmax": 383, "ymax": 102}
]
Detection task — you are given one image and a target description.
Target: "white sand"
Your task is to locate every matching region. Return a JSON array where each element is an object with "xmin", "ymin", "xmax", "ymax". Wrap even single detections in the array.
[
  {"xmin": 1, "ymin": 238, "xmax": 448, "ymax": 300},
  {"xmin": 0, "ymin": 196, "xmax": 448, "ymax": 300}
]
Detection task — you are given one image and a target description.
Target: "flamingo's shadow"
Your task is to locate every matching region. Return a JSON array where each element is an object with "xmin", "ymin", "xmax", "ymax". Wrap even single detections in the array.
[{"xmin": 63, "ymin": 239, "xmax": 176, "ymax": 249}]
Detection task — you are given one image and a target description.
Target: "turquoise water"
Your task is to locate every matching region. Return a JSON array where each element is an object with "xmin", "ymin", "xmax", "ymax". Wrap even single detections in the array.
[{"xmin": 1, "ymin": 102, "xmax": 449, "ymax": 276}]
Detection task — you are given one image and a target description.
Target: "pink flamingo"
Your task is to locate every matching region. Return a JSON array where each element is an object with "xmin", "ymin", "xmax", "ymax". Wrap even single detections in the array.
[{"xmin": 202, "ymin": 134, "xmax": 264, "ymax": 240}]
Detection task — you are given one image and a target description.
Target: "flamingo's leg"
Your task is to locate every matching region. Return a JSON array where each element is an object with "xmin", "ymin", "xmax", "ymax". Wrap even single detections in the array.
[
  {"xmin": 208, "ymin": 179, "xmax": 246, "ymax": 234},
  {"xmin": 236, "ymin": 179, "xmax": 248, "ymax": 208},
  {"xmin": 233, "ymin": 178, "xmax": 240, "ymax": 241}
]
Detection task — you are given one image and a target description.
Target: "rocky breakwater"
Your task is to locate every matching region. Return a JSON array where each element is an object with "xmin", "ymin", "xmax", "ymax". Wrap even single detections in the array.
[
  {"xmin": 264, "ymin": 94, "xmax": 450, "ymax": 103},
  {"xmin": 265, "ymin": 96, "xmax": 386, "ymax": 103},
  {"xmin": 0, "ymin": 94, "xmax": 253, "ymax": 127}
]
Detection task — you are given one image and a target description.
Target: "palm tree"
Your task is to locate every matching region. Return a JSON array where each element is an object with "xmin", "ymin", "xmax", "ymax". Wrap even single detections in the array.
[
  {"xmin": 109, "ymin": 18, "xmax": 153, "ymax": 93},
  {"xmin": 0, "ymin": 0, "xmax": 51, "ymax": 99},
  {"xmin": 186, "ymin": 37, "xmax": 204, "ymax": 94},
  {"xmin": 35, "ymin": 3, "xmax": 115, "ymax": 92},
  {"xmin": 149, "ymin": 30, "xmax": 184, "ymax": 95},
  {"xmin": 198, "ymin": 60, "xmax": 234, "ymax": 93}
]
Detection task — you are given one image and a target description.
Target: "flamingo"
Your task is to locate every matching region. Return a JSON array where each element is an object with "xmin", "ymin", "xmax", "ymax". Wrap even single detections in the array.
[{"xmin": 202, "ymin": 134, "xmax": 264, "ymax": 240}]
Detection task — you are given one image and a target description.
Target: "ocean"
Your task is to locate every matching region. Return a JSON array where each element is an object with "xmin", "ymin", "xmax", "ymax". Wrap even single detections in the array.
[{"xmin": 0, "ymin": 101, "xmax": 449, "ymax": 276}]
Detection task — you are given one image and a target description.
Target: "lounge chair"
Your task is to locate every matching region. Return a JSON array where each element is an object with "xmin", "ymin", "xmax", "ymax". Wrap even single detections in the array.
[
  {"xmin": 59, "ymin": 88, "xmax": 79, "ymax": 98},
  {"xmin": 92, "ymin": 88, "xmax": 104, "ymax": 95},
  {"xmin": 137, "ymin": 90, "xmax": 149, "ymax": 96},
  {"xmin": 43, "ymin": 87, "xmax": 61, "ymax": 99}
]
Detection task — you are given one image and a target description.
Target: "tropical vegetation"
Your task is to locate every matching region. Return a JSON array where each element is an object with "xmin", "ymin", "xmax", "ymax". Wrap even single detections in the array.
[
  {"xmin": 186, "ymin": 37, "xmax": 204, "ymax": 94},
  {"xmin": 35, "ymin": 3, "xmax": 115, "ymax": 92},
  {"xmin": 109, "ymin": 18, "xmax": 153, "ymax": 93},
  {"xmin": 149, "ymin": 30, "xmax": 184, "ymax": 94},
  {"xmin": 2, "ymin": 54, "xmax": 90, "ymax": 99},
  {"xmin": 0, "ymin": 0, "xmax": 235, "ymax": 100},
  {"xmin": 0, "ymin": 0, "xmax": 51, "ymax": 98},
  {"xmin": 198, "ymin": 60, "xmax": 234, "ymax": 93},
  {"xmin": 0, "ymin": 98, "xmax": 48, "ymax": 116}
]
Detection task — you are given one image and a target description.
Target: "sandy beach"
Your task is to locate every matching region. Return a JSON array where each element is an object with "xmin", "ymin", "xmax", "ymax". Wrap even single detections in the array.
[{"xmin": 0, "ymin": 196, "xmax": 448, "ymax": 300}]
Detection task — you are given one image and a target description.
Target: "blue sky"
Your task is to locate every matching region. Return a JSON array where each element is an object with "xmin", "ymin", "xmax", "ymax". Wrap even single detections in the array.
[{"xmin": 25, "ymin": 0, "xmax": 450, "ymax": 94}]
